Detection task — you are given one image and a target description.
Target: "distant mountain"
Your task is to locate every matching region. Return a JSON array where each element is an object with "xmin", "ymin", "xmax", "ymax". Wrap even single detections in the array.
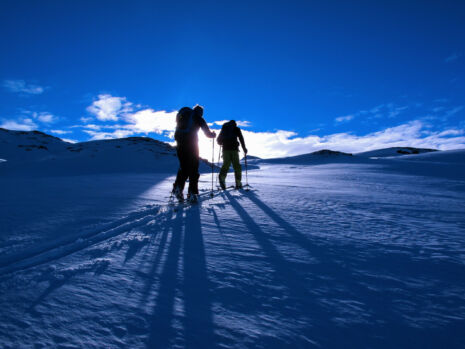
[
  {"xmin": 0, "ymin": 128, "xmax": 213, "ymax": 175},
  {"xmin": 356, "ymin": 147, "xmax": 437, "ymax": 158},
  {"xmin": 241, "ymin": 155, "xmax": 261, "ymax": 161},
  {"xmin": 392, "ymin": 148, "xmax": 465, "ymax": 164},
  {"xmin": 259, "ymin": 149, "xmax": 353, "ymax": 164}
]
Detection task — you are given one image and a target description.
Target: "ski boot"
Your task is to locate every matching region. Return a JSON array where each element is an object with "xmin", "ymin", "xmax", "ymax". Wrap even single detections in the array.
[
  {"xmin": 187, "ymin": 193, "xmax": 199, "ymax": 204},
  {"xmin": 219, "ymin": 179, "xmax": 226, "ymax": 190},
  {"xmin": 172, "ymin": 185, "xmax": 184, "ymax": 202},
  {"xmin": 235, "ymin": 181, "xmax": 243, "ymax": 190}
]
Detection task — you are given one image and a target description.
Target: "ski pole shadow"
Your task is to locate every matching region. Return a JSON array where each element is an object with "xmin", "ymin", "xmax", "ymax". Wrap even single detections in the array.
[
  {"xmin": 222, "ymin": 191, "xmax": 333, "ymax": 329},
  {"xmin": 144, "ymin": 204, "xmax": 216, "ymax": 348},
  {"xmin": 146, "ymin": 207, "xmax": 184, "ymax": 348},
  {"xmin": 243, "ymin": 190, "xmax": 353, "ymax": 272},
  {"xmin": 137, "ymin": 208, "xmax": 176, "ymax": 306}
]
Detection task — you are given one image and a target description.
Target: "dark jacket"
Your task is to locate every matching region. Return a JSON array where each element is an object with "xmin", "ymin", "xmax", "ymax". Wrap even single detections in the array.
[
  {"xmin": 217, "ymin": 121, "xmax": 246, "ymax": 152},
  {"xmin": 175, "ymin": 107, "xmax": 214, "ymax": 148}
]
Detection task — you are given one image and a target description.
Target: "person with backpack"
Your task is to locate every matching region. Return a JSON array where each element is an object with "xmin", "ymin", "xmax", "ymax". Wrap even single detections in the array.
[
  {"xmin": 217, "ymin": 120, "xmax": 247, "ymax": 189},
  {"xmin": 172, "ymin": 105, "xmax": 216, "ymax": 203}
]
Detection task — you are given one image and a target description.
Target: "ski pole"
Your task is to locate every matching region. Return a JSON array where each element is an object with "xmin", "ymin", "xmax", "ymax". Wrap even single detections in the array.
[
  {"xmin": 245, "ymin": 153, "xmax": 249, "ymax": 190},
  {"xmin": 211, "ymin": 138, "xmax": 214, "ymax": 197},
  {"xmin": 215, "ymin": 145, "xmax": 221, "ymax": 189}
]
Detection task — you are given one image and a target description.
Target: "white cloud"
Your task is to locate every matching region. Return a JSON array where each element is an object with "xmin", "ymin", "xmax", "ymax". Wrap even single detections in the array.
[
  {"xmin": 31, "ymin": 112, "xmax": 56, "ymax": 123},
  {"xmin": 335, "ymin": 115, "xmax": 354, "ymax": 123},
  {"xmin": 50, "ymin": 129, "xmax": 71, "ymax": 135},
  {"xmin": 78, "ymin": 96, "xmax": 465, "ymax": 160},
  {"xmin": 236, "ymin": 121, "xmax": 251, "ymax": 127},
  {"xmin": 84, "ymin": 129, "xmax": 134, "ymax": 140},
  {"xmin": 0, "ymin": 118, "xmax": 37, "ymax": 131},
  {"xmin": 437, "ymin": 129, "xmax": 463, "ymax": 137},
  {"xmin": 197, "ymin": 120, "xmax": 465, "ymax": 160},
  {"xmin": 344, "ymin": 103, "xmax": 408, "ymax": 122},
  {"xmin": 124, "ymin": 109, "xmax": 177, "ymax": 135},
  {"xmin": 81, "ymin": 124, "xmax": 102, "ymax": 130},
  {"xmin": 86, "ymin": 94, "xmax": 133, "ymax": 121},
  {"xmin": 209, "ymin": 120, "xmax": 252, "ymax": 127},
  {"xmin": 61, "ymin": 138, "xmax": 78, "ymax": 143},
  {"xmin": 3, "ymin": 80, "xmax": 45, "ymax": 95},
  {"xmin": 80, "ymin": 116, "xmax": 93, "ymax": 123}
]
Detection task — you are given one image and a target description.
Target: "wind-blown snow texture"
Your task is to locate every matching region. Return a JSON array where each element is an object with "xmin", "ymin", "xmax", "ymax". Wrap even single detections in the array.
[{"xmin": 1, "ymin": 131, "xmax": 465, "ymax": 348}]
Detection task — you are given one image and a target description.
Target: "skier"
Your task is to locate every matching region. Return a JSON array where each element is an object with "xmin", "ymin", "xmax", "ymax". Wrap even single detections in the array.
[
  {"xmin": 172, "ymin": 105, "xmax": 216, "ymax": 203},
  {"xmin": 217, "ymin": 120, "xmax": 247, "ymax": 189}
]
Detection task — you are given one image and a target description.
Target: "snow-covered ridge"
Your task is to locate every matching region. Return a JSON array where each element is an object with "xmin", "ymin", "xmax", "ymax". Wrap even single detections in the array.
[
  {"xmin": 356, "ymin": 146, "xmax": 437, "ymax": 158},
  {"xmin": 392, "ymin": 148, "xmax": 465, "ymax": 164},
  {"xmin": 258, "ymin": 149, "xmax": 354, "ymax": 164},
  {"xmin": 0, "ymin": 128, "xmax": 213, "ymax": 175}
]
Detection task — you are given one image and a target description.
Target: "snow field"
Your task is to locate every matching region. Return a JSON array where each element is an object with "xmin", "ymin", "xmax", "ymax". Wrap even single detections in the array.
[{"xmin": 1, "ymin": 159, "xmax": 465, "ymax": 348}]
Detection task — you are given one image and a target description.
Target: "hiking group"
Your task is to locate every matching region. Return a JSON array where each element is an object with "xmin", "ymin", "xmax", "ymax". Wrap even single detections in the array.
[{"xmin": 172, "ymin": 105, "xmax": 248, "ymax": 203}]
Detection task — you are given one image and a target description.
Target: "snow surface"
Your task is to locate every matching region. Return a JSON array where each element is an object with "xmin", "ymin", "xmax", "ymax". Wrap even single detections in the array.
[
  {"xmin": 356, "ymin": 147, "xmax": 437, "ymax": 158},
  {"xmin": 1, "ymin": 133, "xmax": 465, "ymax": 348}
]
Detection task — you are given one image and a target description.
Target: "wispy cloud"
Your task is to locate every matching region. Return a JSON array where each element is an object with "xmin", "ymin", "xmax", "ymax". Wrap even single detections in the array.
[
  {"xmin": 445, "ymin": 53, "xmax": 462, "ymax": 63},
  {"xmin": 0, "ymin": 118, "xmax": 37, "ymax": 131},
  {"xmin": 31, "ymin": 112, "xmax": 57, "ymax": 123},
  {"xmin": 335, "ymin": 115, "xmax": 354, "ymax": 123},
  {"xmin": 445, "ymin": 106, "xmax": 464, "ymax": 117},
  {"xmin": 50, "ymin": 129, "xmax": 72, "ymax": 135},
  {"xmin": 80, "ymin": 116, "xmax": 93, "ymax": 123},
  {"xmin": 84, "ymin": 129, "xmax": 135, "ymax": 140},
  {"xmin": 345, "ymin": 103, "xmax": 409, "ymax": 123},
  {"xmin": 209, "ymin": 120, "xmax": 252, "ymax": 127},
  {"xmin": 0, "ymin": 110, "xmax": 56, "ymax": 131},
  {"xmin": 3, "ymin": 80, "xmax": 46, "ymax": 95},
  {"xmin": 86, "ymin": 94, "xmax": 133, "ymax": 121}
]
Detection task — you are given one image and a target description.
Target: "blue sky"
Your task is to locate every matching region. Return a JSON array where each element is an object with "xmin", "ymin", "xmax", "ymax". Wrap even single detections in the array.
[{"xmin": 1, "ymin": 0, "xmax": 464, "ymax": 158}]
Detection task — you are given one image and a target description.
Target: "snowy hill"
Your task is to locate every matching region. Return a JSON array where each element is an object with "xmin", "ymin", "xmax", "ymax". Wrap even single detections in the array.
[
  {"xmin": 392, "ymin": 148, "xmax": 465, "ymax": 164},
  {"xmin": 259, "ymin": 149, "xmax": 354, "ymax": 164},
  {"xmin": 0, "ymin": 128, "xmax": 213, "ymax": 175},
  {"xmin": 0, "ymin": 128, "xmax": 70, "ymax": 163},
  {"xmin": 356, "ymin": 146, "xmax": 437, "ymax": 158},
  {"xmin": 1, "ymin": 132, "xmax": 465, "ymax": 348},
  {"xmin": 241, "ymin": 155, "xmax": 261, "ymax": 161}
]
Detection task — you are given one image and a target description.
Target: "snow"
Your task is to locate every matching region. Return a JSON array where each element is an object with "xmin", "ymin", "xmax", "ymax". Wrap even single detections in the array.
[
  {"xmin": 258, "ymin": 149, "xmax": 355, "ymax": 165},
  {"xmin": 1, "ymin": 130, "xmax": 465, "ymax": 348},
  {"xmin": 0, "ymin": 128, "xmax": 212, "ymax": 176},
  {"xmin": 356, "ymin": 147, "xmax": 437, "ymax": 158}
]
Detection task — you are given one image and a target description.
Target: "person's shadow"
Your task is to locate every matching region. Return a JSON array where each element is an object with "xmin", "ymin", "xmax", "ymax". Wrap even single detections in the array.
[{"xmin": 145, "ymin": 204, "xmax": 215, "ymax": 348}]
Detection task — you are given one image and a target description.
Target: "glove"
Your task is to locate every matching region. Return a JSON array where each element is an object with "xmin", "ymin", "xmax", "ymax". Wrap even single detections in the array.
[
  {"xmin": 244, "ymin": 148, "xmax": 248, "ymax": 154},
  {"xmin": 211, "ymin": 131, "xmax": 216, "ymax": 138}
]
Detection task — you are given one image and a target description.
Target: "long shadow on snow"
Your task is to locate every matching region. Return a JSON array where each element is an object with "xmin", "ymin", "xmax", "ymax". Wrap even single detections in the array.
[
  {"xmin": 146, "ymin": 205, "xmax": 216, "ymax": 348},
  {"xmin": 222, "ymin": 191, "xmax": 337, "ymax": 346},
  {"xmin": 231, "ymin": 190, "xmax": 465, "ymax": 348},
  {"xmin": 146, "ymin": 208, "xmax": 183, "ymax": 348}
]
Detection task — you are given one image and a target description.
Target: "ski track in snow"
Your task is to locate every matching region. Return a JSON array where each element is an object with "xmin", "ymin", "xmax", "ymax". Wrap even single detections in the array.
[{"xmin": 1, "ymin": 163, "xmax": 465, "ymax": 348}]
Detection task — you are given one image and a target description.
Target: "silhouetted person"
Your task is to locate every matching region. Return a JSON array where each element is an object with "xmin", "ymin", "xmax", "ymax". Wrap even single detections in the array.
[
  {"xmin": 172, "ymin": 105, "xmax": 216, "ymax": 202},
  {"xmin": 217, "ymin": 120, "xmax": 247, "ymax": 189}
]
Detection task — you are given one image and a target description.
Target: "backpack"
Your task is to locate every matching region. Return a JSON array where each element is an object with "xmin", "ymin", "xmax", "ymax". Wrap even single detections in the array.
[
  {"xmin": 176, "ymin": 107, "xmax": 194, "ymax": 132},
  {"xmin": 175, "ymin": 107, "xmax": 194, "ymax": 142},
  {"xmin": 217, "ymin": 121, "xmax": 236, "ymax": 146}
]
